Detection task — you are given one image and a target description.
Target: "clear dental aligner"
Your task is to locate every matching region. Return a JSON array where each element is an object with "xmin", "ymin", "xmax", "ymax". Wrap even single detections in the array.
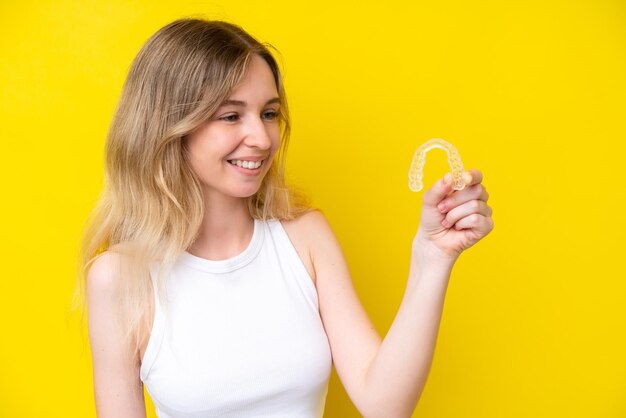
[{"xmin": 408, "ymin": 138, "xmax": 465, "ymax": 192}]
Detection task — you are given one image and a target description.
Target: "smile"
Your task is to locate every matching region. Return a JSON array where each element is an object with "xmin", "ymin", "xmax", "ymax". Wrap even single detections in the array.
[{"xmin": 227, "ymin": 159, "xmax": 263, "ymax": 170}]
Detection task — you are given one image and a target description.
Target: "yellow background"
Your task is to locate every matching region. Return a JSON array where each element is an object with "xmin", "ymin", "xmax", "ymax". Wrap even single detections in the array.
[{"xmin": 1, "ymin": 0, "xmax": 624, "ymax": 417}]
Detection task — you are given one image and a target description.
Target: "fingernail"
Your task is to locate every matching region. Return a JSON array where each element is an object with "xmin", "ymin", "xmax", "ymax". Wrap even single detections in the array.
[{"xmin": 438, "ymin": 203, "xmax": 446, "ymax": 212}]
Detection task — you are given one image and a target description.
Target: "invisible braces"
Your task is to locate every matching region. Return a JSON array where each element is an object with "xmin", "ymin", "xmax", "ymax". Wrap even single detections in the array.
[{"xmin": 408, "ymin": 138, "xmax": 465, "ymax": 192}]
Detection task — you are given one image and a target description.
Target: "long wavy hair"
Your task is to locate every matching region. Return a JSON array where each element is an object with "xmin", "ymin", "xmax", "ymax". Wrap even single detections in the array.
[{"xmin": 73, "ymin": 18, "xmax": 311, "ymax": 353}]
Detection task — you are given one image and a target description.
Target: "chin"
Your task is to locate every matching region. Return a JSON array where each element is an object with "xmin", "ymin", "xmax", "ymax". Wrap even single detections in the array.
[{"xmin": 235, "ymin": 186, "xmax": 262, "ymax": 199}]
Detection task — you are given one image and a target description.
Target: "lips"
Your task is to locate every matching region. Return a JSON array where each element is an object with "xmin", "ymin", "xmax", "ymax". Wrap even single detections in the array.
[{"xmin": 228, "ymin": 159, "xmax": 263, "ymax": 169}]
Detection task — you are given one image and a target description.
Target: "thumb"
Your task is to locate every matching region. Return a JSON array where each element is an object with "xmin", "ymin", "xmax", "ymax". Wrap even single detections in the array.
[{"xmin": 422, "ymin": 173, "xmax": 455, "ymax": 207}]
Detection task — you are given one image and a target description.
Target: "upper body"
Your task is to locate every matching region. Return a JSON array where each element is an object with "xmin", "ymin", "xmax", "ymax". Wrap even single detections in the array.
[
  {"xmin": 86, "ymin": 20, "xmax": 386, "ymax": 416},
  {"xmin": 85, "ymin": 17, "xmax": 493, "ymax": 418},
  {"xmin": 137, "ymin": 217, "xmax": 334, "ymax": 417},
  {"xmin": 88, "ymin": 209, "xmax": 384, "ymax": 418}
]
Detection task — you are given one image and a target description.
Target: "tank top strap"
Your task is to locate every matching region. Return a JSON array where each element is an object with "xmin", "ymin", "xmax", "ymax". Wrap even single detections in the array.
[
  {"xmin": 266, "ymin": 219, "xmax": 319, "ymax": 312},
  {"xmin": 140, "ymin": 263, "xmax": 166, "ymax": 382}
]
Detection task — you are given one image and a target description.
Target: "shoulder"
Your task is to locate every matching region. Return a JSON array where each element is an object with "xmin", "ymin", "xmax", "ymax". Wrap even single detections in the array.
[
  {"xmin": 86, "ymin": 251, "xmax": 124, "ymax": 294},
  {"xmin": 86, "ymin": 250, "xmax": 154, "ymax": 363},
  {"xmin": 280, "ymin": 209, "xmax": 329, "ymax": 232},
  {"xmin": 86, "ymin": 251, "xmax": 130, "ymax": 350},
  {"xmin": 280, "ymin": 209, "xmax": 338, "ymax": 249},
  {"xmin": 86, "ymin": 250, "xmax": 148, "ymax": 413},
  {"xmin": 85, "ymin": 250, "xmax": 136, "ymax": 329},
  {"xmin": 279, "ymin": 210, "xmax": 338, "ymax": 286},
  {"xmin": 86, "ymin": 248, "xmax": 136, "ymax": 296}
]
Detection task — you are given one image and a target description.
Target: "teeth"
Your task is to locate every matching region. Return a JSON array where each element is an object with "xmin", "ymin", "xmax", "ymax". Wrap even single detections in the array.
[{"xmin": 229, "ymin": 159, "xmax": 262, "ymax": 169}]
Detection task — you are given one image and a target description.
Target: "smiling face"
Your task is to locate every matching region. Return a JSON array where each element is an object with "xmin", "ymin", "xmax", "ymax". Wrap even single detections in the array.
[{"xmin": 184, "ymin": 54, "xmax": 282, "ymax": 201}]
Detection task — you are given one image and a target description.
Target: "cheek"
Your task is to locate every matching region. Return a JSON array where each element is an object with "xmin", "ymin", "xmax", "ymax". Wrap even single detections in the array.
[
  {"xmin": 184, "ymin": 143, "xmax": 220, "ymax": 182},
  {"xmin": 186, "ymin": 134, "xmax": 222, "ymax": 163},
  {"xmin": 270, "ymin": 128, "xmax": 282, "ymax": 154},
  {"xmin": 184, "ymin": 124, "xmax": 227, "ymax": 158}
]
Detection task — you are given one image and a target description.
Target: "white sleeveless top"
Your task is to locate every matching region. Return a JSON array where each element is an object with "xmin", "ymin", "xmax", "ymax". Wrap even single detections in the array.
[{"xmin": 140, "ymin": 219, "xmax": 333, "ymax": 418}]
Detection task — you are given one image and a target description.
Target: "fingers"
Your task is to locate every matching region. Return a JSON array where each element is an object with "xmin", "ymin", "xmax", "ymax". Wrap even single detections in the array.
[
  {"xmin": 438, "ymin": 184, "xmax": 489, "ymax": 213},
  {"xmin": 438, "ymin": 170, "xmax": 488, "ymax": 213},
  {"xmin": 423, "ymin": 174, "xmax": 457, "ymax": 206},
  {"xmin": 426, "ymin": 168, "xmax": 487, "ymax": 210},
  {"xmin": 438, "ymin": 168, "xmax": 493, "ymax": 230},
  {"xmin": 440, "ymin": 199, "xmax": 492, "ymax": 229},
  {"xmin": 463, "ymin": 168, "xmax": 483, "ymax": 188},
  {"xmin": 449, "ymin": 212, "xmax": 494, "ymax": 233}
]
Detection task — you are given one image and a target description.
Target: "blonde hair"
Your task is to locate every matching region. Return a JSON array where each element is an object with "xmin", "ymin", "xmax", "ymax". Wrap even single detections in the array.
[{"xmin": 73, "ymin": 18, "xmax": 312, "ymax": 353}]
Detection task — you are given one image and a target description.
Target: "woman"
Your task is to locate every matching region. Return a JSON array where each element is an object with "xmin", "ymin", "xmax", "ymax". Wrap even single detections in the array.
[{"xmin": 79, "ymin": 18, "xmax": 494, "ymax": 418}]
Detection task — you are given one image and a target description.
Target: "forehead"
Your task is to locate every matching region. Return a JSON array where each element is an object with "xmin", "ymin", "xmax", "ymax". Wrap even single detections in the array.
[{"xmin": 226, "ymin": 55, "xmax": 278, "ymax": 101}]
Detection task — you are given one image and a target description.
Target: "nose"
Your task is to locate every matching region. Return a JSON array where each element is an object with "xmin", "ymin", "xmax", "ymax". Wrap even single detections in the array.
[{"xmin": 243, "ymin": 116, "xmax": 273, "ymax": 150}]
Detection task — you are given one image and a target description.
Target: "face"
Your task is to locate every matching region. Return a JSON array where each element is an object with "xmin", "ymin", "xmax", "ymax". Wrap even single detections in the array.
[{"xmin": 184, "ymin": 54, "xmax": 282, "ymax": 201}]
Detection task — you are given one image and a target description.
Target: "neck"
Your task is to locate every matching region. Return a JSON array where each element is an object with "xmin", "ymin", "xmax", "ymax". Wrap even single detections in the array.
[{"xmin": 188, "ymin": 191, "xmax": 255, "ymax": 261}]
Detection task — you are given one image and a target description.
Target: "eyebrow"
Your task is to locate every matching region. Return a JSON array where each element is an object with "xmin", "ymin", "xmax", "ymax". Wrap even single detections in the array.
[{"xmin": 220, "ymin": 97, "xmax": 281, "ymax": 107}]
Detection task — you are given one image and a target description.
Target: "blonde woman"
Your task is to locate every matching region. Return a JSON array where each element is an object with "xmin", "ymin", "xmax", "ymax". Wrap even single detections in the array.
[{"xmin": 79, "ymin": 18, "xmax": 494, "ymax": 418}]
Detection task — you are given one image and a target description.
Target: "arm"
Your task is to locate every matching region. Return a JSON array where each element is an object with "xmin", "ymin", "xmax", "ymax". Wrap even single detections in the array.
[
  {"xmin": 86, "ymin": 252, "xmax": 147, "ymax": 418},
  {"xmin": 309, "ymin": 169, "xmax": 493, "ymax": 418},
  {"xmin": 307, "ymin": 212, "xmax": 451, "ymax": 417},
  {"xmin": 361, "ymin": 251, "xmax": 453, "ymax": 417}
]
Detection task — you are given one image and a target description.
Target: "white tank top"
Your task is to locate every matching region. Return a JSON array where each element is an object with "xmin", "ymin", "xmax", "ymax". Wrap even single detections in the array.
[{"xmin": 140, "ymin": 218, "xmax": 333, "ymax": 417}]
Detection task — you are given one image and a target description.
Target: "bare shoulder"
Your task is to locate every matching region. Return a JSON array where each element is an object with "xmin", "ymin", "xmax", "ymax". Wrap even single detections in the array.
[
  {"xmin": 85, "ymin": 250, "xmax": 135, "ymax": 333},
  {"xmin": 86, "ymin": 247, "xmax": 147, "ymax": 293},
  {"xmin": 86, "ymin": 249, "xmax": 141, "ymax": 299},
  {"xmin": 86, "ymin": 251, "xmax": 124, "ymax": 293},
  {"xmin": 86, "ymin": 250, "xmax": 153, "ymax": 360},
  {"xmin": 281, "ymin": 209, "xmax": 331, "ymax": 231},
  {"xmin": 85, "ymin": 249, "xmax": 148, "ymax": 415},
  {"xmin": 280, "ymin": 209, "xmax": 333, "ymax": 287},
  {"xmin": 86, "ymin": 250, "xmax": 134, "ymax": 357}
]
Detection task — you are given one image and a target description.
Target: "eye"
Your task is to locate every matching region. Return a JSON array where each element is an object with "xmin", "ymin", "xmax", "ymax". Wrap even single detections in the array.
[
  {"xmin": 220, "ymin": 113, "xmax": 239, "ymax": 122},
  {"xmin": 263, "ymin": 110, "xmax": 279, "ymax": 121}
]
